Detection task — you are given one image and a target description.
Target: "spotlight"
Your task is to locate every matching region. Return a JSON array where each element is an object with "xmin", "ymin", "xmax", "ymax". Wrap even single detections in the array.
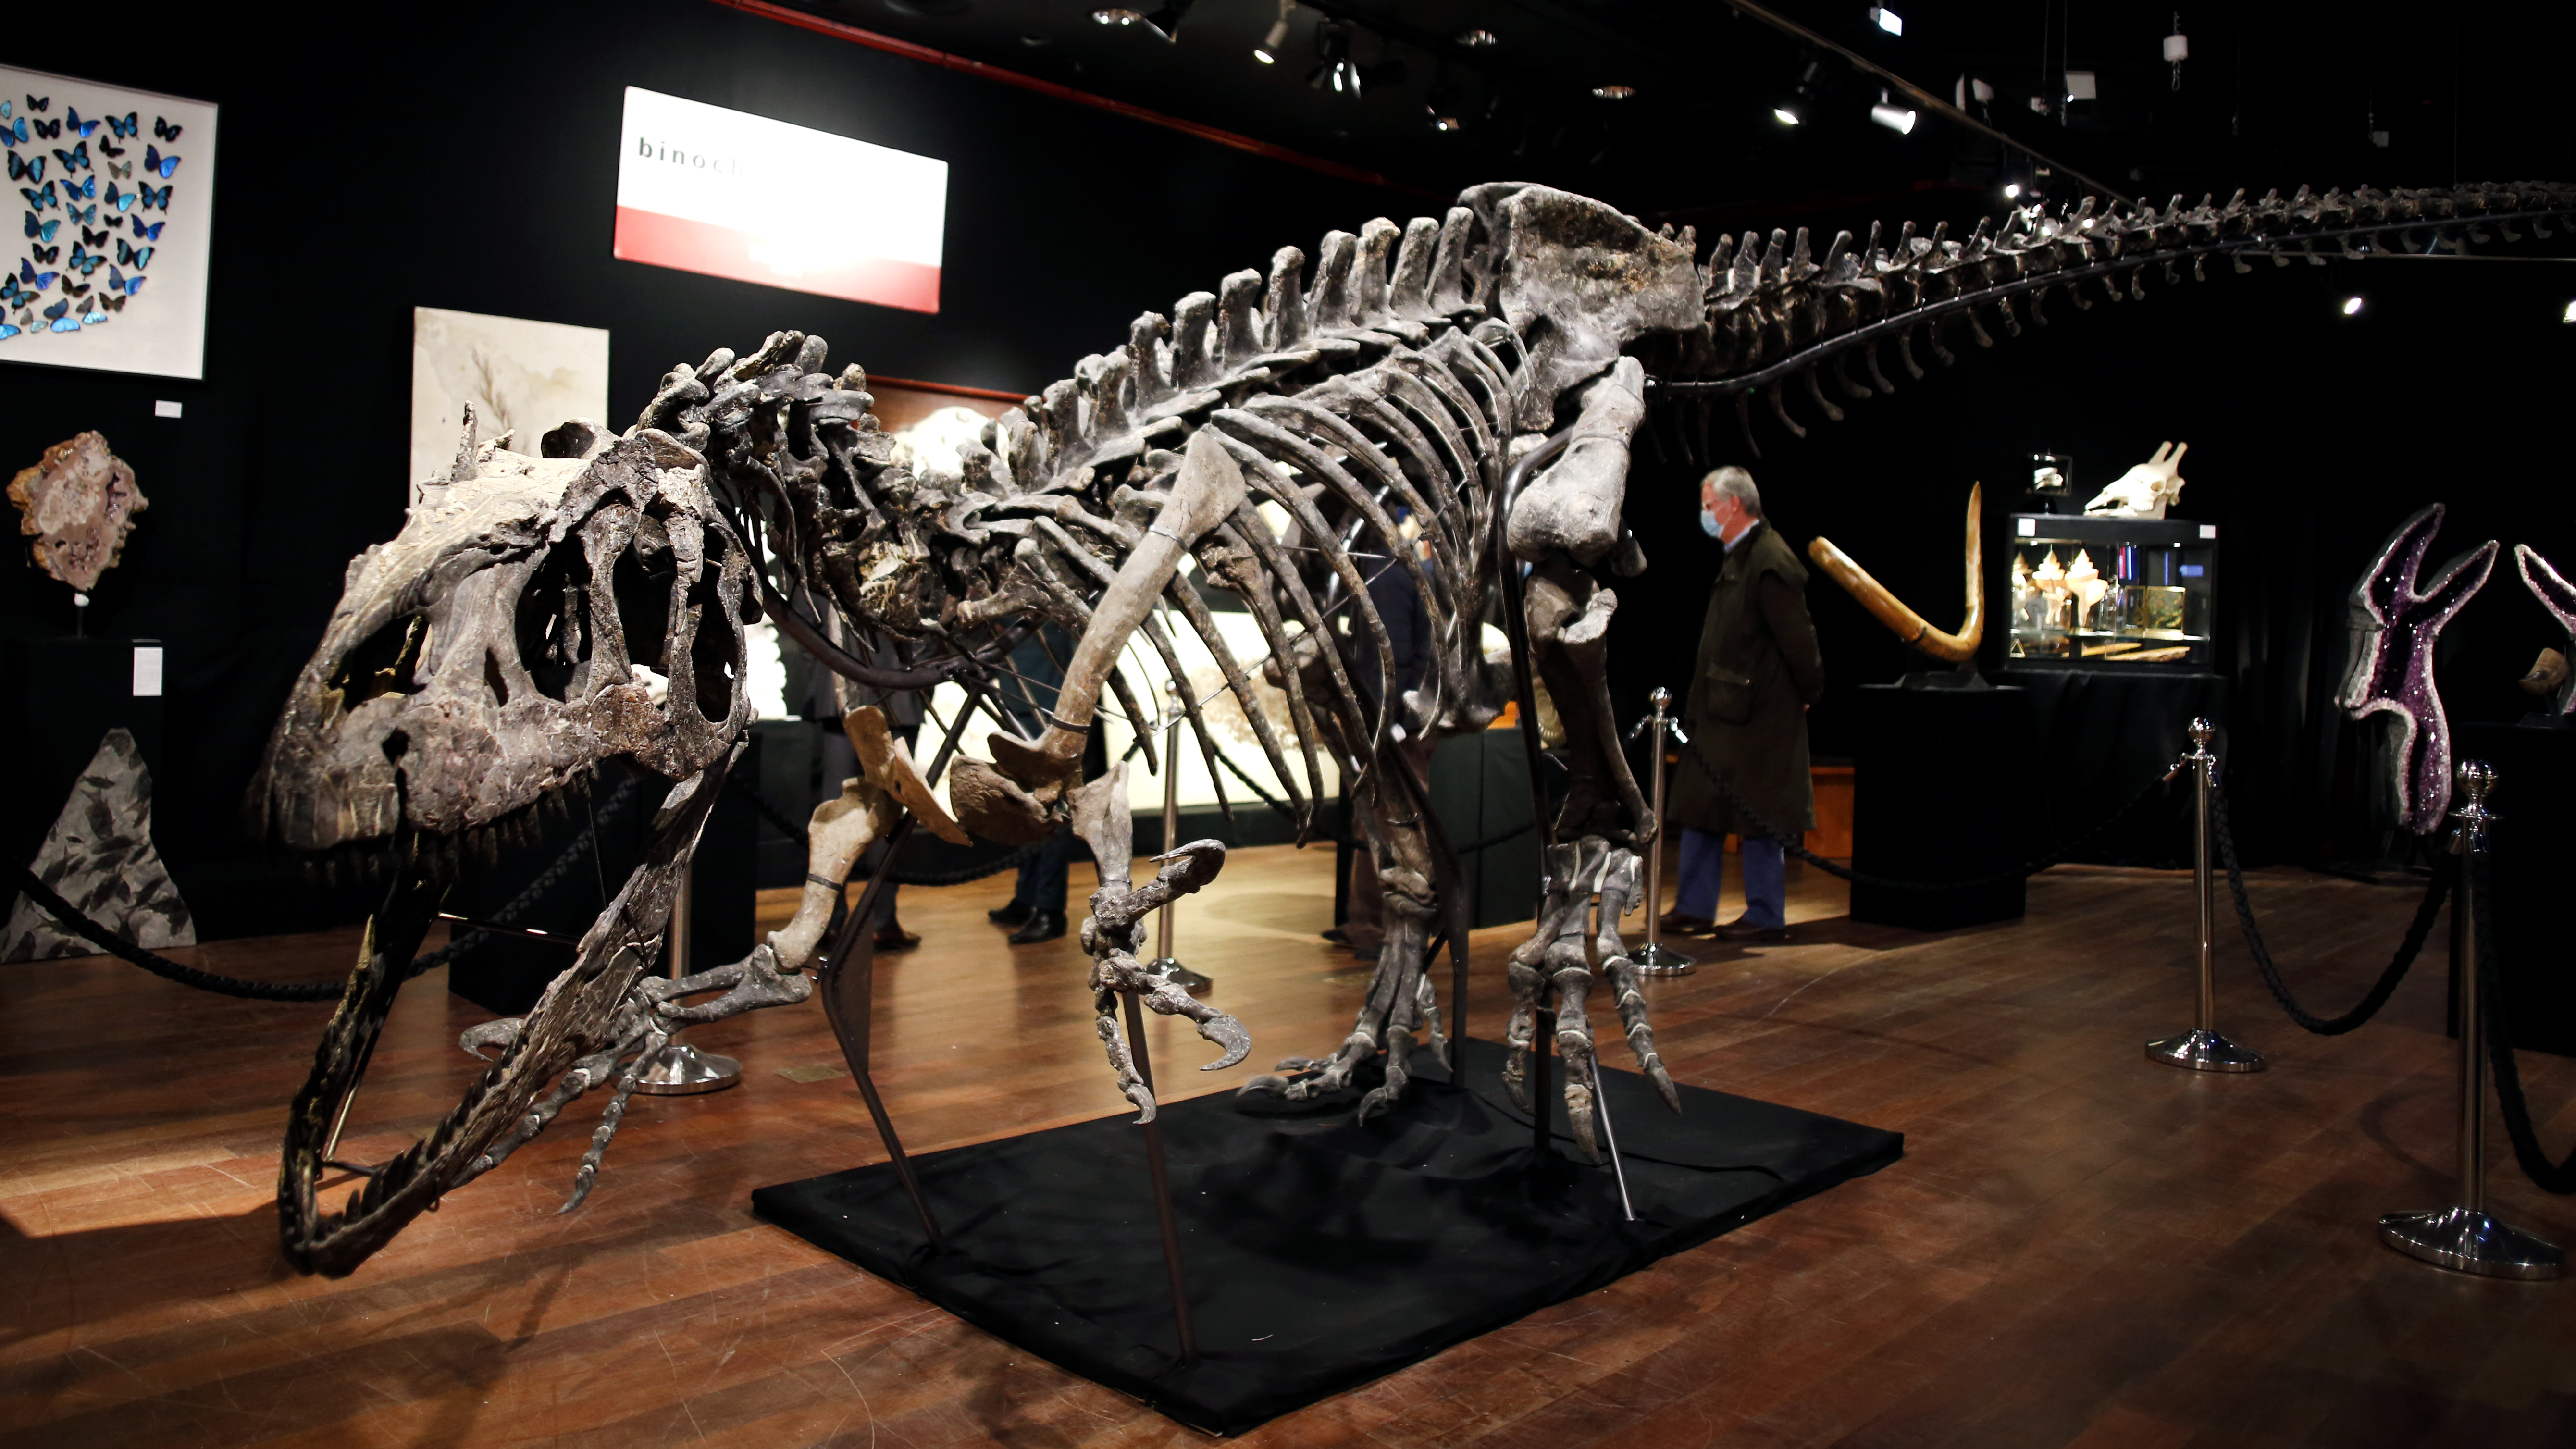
[
  {"xmin": 1592, "ymin": 84, "xmax": 1635, "ymax": 100},
  {"xmin": 1093, "ymin": 1, "xmax": 1192, "ymax": 41},
  {"xmin": 1774, "ymin": 59, "xmax": 1820, "ymax": 128},
  {"xmin": 2342, "ymin": 296, "xmax": 2365, "ymax": 316},
  {"xmin": 1254, "ymin": 0, "xmax": 1291, "ymax": 63},
  {"xmin": 1307, "ymin": 21, "xmax": 1359, "ymax": 96},
  {"xmin": 2563, "ymin": 300, "xmax": 2576, "ymax": 323},
  {"xmin": 2004, "ymin": 182, "xmax": 2022, "ymax": 198},
  {"xmin": 1092, "ymin": 7, "xmax": 1141, "ymax": 24},
  {"xmin": 1869, "ymin": 90, "xmax": 1916, "ymax": 134},
  {"xmin": 1431, "ymin": 113, "xmax": 1461, "ymax": 132},
  {"xmin": 1774, "ymin": 107, "xmax": 1802, "ymax": 125},
  {"xmin": 1458, "ymin": 28, "xmax": 1498, "ymax": 48},
  {"xmin": 1869, "ymin": 6, "xmax": 1902, "ymax": 36}
]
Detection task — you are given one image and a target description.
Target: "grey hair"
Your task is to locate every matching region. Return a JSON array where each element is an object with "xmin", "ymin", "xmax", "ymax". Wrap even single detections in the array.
[{"xmin": 1703, "ymin": 466, "xmax": 1763, "ymax": 518}]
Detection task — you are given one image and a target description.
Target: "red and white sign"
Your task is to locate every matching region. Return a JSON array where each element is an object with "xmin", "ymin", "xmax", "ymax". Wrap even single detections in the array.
[{"xmin": 614, "ymin": 87, "xmax": 948, "ymax": 313}]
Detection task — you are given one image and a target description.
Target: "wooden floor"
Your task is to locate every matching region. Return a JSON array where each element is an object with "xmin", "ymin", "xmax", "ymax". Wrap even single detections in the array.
[{"xmin": 5, "ymin": 845, "xmax": 2575, "ymax": 1448}]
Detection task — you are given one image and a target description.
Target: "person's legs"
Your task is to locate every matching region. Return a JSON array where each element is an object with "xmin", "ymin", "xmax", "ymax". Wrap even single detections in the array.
[
  {"xmin": 1737, "ymin": 835, "xmax": 1787, "ymax": 929},
  {"xmin": 1671, "ymin": 826, "xmax": 1725, "ymax": 921},
  {"xmin": 1007, "ymin": 826, "xmax": 1072, "ymax": 942}
]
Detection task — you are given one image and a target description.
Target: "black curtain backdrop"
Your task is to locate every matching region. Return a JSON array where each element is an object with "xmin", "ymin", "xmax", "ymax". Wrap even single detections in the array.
[
  {"xmin": 1612, "ymin": 253, "xmax": 2576, "ymax": 872},
  {"xmin": 4, "ymin": 0, "xmax": 2570, "ymax": 938}
]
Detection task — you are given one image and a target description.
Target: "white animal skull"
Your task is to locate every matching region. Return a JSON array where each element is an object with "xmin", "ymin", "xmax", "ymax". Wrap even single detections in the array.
[{"xmin": 2082, "ymin": 441, "xmax": 2190, "ymax": 519}]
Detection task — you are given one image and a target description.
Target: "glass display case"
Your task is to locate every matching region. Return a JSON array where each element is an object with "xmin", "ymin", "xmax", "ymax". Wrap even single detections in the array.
[{"xmin": 2006, "ymin": 513, "xmax": 2217, "ymax": 668}]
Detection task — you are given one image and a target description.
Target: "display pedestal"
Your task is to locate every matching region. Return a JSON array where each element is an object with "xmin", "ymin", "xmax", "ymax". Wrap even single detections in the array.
[
  {"xmin": 2453, "ymin": 721, "xmax": 2575, "ymax": 1058},
  {"xmin": 1850, "ymin": 683, "xmax": 2031, "ymax": 931},
  {"xmin": 2002, "ymin": 668, "xmax": 2220, "ymax": 867},
  {"xmin": 2, "ymin": 636, "xmax": 166, "ymax": 868},
  {"xmin": 753, "ymin": 1039, "xmax": 1901, "ymax": 1435}
]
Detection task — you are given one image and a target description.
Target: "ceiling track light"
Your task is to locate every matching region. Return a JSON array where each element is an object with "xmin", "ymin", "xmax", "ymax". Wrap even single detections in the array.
[
  {"xmin": 1254, "ymin": 0, "xmax": 1292, "ymax": 63},
  {"xmin": 2342, "ymin": 296, "xmax": 2365, "ymax": 317},
  {"xmin": 1774, "ymin": 58, "xmax": 1821, "ymax": 126},
  {"xmin": 1869, "ymin": 87, "xmax": 1916, "ymax": 134},
  {"xmin": 1591, "ymin": 84, "xmax": 1635, "ymax": 100},
  {"xmin": 1869, "ymin": 6, "xmax": 1902, "ymax": 37},
  {"xmin": 1307, "ymin": 21, "xmax": 1359, "ymax": 97},
  {"xmin": 1092, "ymin": 0, "xmax": 1192, "ymax": 42},
  {"xmin": 1457, "ymin": 28, "xmax": 1498, "ymax": 48}
]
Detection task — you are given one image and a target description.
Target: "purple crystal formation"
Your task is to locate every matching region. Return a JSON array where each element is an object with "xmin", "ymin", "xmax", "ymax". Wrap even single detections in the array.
[{"xmin": 2335, "ymin": 504, "xmax": 2496, "ymax": 835}]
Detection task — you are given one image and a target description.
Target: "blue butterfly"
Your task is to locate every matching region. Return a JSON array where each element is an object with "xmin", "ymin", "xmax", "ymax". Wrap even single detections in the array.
[
  {"xmin": 20, "ymin": 180, "xmax": 57, "ymax": 211},
  {"xmin": 143, "ymin": 144, "xmax": 178, "ymax": 179},
  {"xmin": 7, "ymin": 151, "xmax": 42, "ymax": 183},
  {"xmin": 114, "ymin": 238, "xmax": 149, "ymax": 270},
  {"xmin": 78, "ymin": 224, "xmax": 103, "ymax": 248},
  {"xmin": 52, "ymin": 140, "xmax": 87, "ymax": 172},
  {"xmin": 6, "ymin": 119, "xmax": 23, "ymax": 145},
  {"xmin": 0, "ymin": 100, "xmax": 10, "ymax": 119},
  {"xmin": 63, "ymin": 174, "xmax": 94, "ymax": 201},
  {"xmin": 65, "ymin": 202, "xmax": 92, "ymax": 224},
  {"xmin": 62, "ymin": 107, "xmax": 100, "ymax": 139},
  {"xmin": 152, "ymin": 116, "xmax": 180, "ymax": 142},
  {"xmin": 20, "ymin": 257, "xmax": 57, "ymax": 290},
  {"xmin": 0, "ymin": 124, "xmax": 12, "ymax": 150},
  {"xmin": 23, "ymin": 211, "xmax": 57, "ymax": 242},
  {"xmin": 49, "ymin": 316, "xmax": 79, "ymax": 332},
  {"xmin": 108, "ymin": 264, "xmax": 142, "ymax": 296},
  {"xmin": 104, "ymin": 112, "xmax": 136, "ymax": 139},
  {"xmin": 40, "ymin": 298, "xmax": 66, "ymax": 322},
  {"xmin": 129, "ymin": 218, "xmax": 162, "ymax": 240},
  {"xmin": 138, "ymin": 183, "xmax": 168, "ymax": 211},
  {"xmin": 0, "ymin": 322, "xmax": 18, "ymax": 341},
  {"xmin": 65, "ymin": 242, "xmax": 102, "ymax": 276},
  {"xmin": 29, "ymin": 243, "xmax": 55, "ymax": 263},
  {"xmin": 80, "ymin": 300, "xmax": 106, "ymax": 324},
  {"xmin": 104, "ymin": 181, "xmax": 130, "ymax": 212}
]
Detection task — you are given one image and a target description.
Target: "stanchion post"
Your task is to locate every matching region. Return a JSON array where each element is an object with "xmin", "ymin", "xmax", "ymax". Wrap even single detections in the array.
[
  {"xmin": 2378, "ymin": 760, "xmax": 2564, "ymax": 1280},
  {"xmin": 637, "ymin": 858, "xmax": 743, "ymax": 1095},
  {"xmin": 1120, "ymin": 991, "xmax": 1201, "ymax": 1362},
  {"xmin": 1627, "ymin": 686, "xmax": 1694, "ymax": 978},
  {"xmin": 2147, "ymin": 718, "xmax": 2266, "ymax": 1073},
  {"xmin": 1146, "ymin": 681, "xmax": 1213, "ymax": 993}
]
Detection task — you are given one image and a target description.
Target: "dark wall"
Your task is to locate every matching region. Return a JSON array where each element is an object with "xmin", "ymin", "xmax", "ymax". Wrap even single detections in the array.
[
  {"xmin": 0, "ymin": 0, "xmax": 1405, "ymax": 937},
  {"xmin": 1613, "ymin": 248, "xmax": 2576, "ymax": 868},
  {"xmin": 7, "ymin": 0, "xmax": 2569, "ymax": 936}
]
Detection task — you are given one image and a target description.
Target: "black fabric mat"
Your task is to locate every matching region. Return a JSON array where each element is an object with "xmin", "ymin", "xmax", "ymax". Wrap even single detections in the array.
[{"xmin": 751, "ymin": 1039, "xmax": 1902, "ymax": 1435}]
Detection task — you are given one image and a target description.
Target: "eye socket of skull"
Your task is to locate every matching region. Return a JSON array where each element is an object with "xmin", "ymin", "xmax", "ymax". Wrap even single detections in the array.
[{"xmin": 610, "ymin": 516, "xmax": 677, "ymax": 673}]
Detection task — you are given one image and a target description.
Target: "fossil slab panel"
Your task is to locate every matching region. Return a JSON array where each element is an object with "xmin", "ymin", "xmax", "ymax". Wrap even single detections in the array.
[{"xmin": 3, "ymin": 726, "xmax": 195, "ymax": 962}]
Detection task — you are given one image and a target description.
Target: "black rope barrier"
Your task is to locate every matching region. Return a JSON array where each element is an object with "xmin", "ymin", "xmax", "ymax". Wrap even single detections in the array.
[
  {"xmin": 2474, "ymin": 855, "xmax": 2576, "ymax": 1195},
  {"xmin": 1677, "ymin": 734, "xmax": 2172, "ymax": 891},
  {"xmin": 11, "ymin": 777, "xmax": 644, "ymax": 1002},
  {"xmin": 2210, "ymin": 781, "xmax": 2454, "ymax": 1036}
]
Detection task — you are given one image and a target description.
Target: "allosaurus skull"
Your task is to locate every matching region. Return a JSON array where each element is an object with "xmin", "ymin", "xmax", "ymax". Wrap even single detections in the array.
[{"xmin": 249, "ymin": 420, "xmax": 755, "ymax": 859}]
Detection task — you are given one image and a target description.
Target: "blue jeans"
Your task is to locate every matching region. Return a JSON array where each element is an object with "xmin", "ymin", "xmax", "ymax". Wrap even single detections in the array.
[{"xmin": 1674, "ymin": 826, "xmax": 1787, "ymax": 929}]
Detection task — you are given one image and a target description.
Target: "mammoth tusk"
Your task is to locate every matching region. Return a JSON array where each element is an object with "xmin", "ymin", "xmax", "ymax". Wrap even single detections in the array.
[{"xmin": 1807, "ymin": 482, "xmax": 1983, "ymax": 664}]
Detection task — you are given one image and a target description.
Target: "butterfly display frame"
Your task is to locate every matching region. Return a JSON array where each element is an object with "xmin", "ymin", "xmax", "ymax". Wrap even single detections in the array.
[{"xmin": 0, "ymin": 65, "xmax": 213, "ymax": 379}]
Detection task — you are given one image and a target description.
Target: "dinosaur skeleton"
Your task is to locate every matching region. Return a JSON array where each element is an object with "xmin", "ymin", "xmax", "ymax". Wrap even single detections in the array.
[{"xmin": 253, "ymin": 178, "xmax": 2576, "ymax": 1276}]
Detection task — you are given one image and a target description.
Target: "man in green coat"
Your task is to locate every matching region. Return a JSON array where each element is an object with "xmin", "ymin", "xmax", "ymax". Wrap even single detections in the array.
[{"xmin": 1662, "ymin": 466, "xmax": 1825, "ymax": 941}]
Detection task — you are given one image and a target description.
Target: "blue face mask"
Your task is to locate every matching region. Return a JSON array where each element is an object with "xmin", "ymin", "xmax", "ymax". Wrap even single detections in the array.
[{"xmin": 1699, "ymin": 503, "xmax": 1722, "ymax": 537}]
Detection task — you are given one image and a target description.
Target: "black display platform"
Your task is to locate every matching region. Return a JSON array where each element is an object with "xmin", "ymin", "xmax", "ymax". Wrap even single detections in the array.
[
  {"xmin": 2003, "ymin": 667, "xmax": 2219, "ymax": 868},
  {"xmin": 752, "ymin": 1039, "xmax": 1901, "ymax": 1434},
  {"xmin": 1850, "ymin": 683, "xmax": 2034, "ymax": 931},
  {"xmin": 2454, "ymin": 721, "xmax": 2575, "ymax": 1058}
]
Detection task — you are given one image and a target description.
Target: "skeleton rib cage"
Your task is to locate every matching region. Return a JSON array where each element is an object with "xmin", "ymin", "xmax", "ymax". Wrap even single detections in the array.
[{"xmin": 259, "ymin": 179, "xmax": 2576, "ymax": 1278}]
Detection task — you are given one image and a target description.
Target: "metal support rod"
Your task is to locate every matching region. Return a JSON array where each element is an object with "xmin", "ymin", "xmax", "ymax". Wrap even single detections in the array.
[
  {"xmin": 1122, "ymin": 991, "xmax": 1200, "ymax": 1363},
  {"xmin": 1532, "ymin": 1008, "xmax": 1555, "ymax": 1159},
  {"xmin": 817, "ymin": 817, "xmax": 942, "ymax": 1250},
  {"xmin": 637, "ymin": 858, "xmax": 743, "ymax": 1095},
  {"xmin": 1627, "ymin": 686, "xmax": 1693, "ymax": 977},
  {"xmin": 1145, "ymin": 681, "xmax": 1214, "ymax": 993},
  {"xmin": 1583, "ymin": 890, "xmax": 1639, "ymax": 1221},
  {"xmin": 2379, "ymin": 760, "xmax": 2564, "ymax": 1279},
  {"xmin": 2146, "ymin": 718, "xmax": 2265, "ymax": 1073}
]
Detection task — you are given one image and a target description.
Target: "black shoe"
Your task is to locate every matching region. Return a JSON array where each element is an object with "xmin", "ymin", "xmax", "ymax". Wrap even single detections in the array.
[
  {"xmin": 873, "ymin": 919, "xmax": 921, "ymax": 951},
  {"xmin": 1710, "ymin": 916, "xmax": 1790, "ymax": 943},
  {"xmin": 1007, "ymin": 909, "xmax": 1066, "ymax": 945},
  {"xmin": 988, "ymin": 900, "xmax": 1033, "ymax": 927}
]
